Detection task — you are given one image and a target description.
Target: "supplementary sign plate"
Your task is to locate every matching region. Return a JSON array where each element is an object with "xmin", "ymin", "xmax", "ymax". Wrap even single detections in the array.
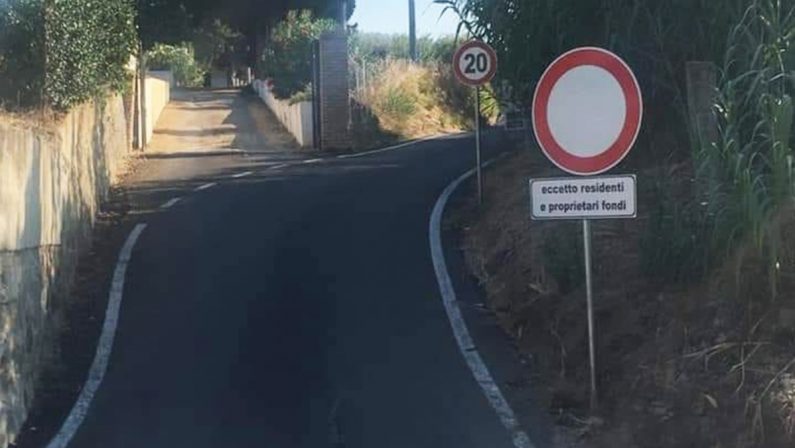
[{"xmin": 530, "ymin": 175, "xmax": 637, "ymax": 220}]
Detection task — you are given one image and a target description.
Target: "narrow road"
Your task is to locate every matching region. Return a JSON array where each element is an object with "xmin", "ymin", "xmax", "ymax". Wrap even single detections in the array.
[{"xmin": 50, "ymin": 89, "xmax": 548, "ymax": 448}]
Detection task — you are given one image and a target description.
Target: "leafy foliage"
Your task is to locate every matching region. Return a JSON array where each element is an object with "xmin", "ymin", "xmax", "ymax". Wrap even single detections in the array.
[
  {"xmin": 696, "ymin": 0, "xmax": 795, "ymax": 298},
  {"xmin": 434, "ymin": 0, "xmax": 747, "ymax": 159},
  {"xmin": 0, "ymin": 0, "xmax": 137, "ymax": 110},
  {"xmin": 0, "ymin": 0, "xmax": 45, "ymax": 108},
  {"xmin": 259, "ymin": 10, "xmax": 336, "ymax": 99},
  {"xmin": 192, "ymin": 19, "xmax": 245, "ymax": 70},
  {"xmin": 44, "ymin": 0, "xmax": 137, "ymax": 110},
  {"xmin": 147, "ymin": 43, "xmax": 204, "ymax": 87}
]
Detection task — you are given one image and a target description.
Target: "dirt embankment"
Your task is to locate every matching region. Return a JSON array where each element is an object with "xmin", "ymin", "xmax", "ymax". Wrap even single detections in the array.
[{"xmin": 448, "ymin": 149, "xmax": 795, "ymax": 447}]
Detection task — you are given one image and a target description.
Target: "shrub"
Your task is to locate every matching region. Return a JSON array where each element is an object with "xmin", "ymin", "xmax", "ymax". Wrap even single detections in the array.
[
  {"xmin": 44, "ymin": 0, "xmax": 137, "ymax": 110},
  {"xmin": 0, "ymin": 0, "xmax": 137, "ymax": 111},
  {"xmin": 357, "ymin": 59, "xmax": 464, "ymax": 138},
  {"xmin": 260, "ymin": 10, "xmax": 336, "ymax": 99},
  {"xmin": 0, "ymin": 0, "xmax": 45, "ymax": 108},
  {"xmin": 147, "ymin": 43, "xmax": 204, "ymax": 87}
]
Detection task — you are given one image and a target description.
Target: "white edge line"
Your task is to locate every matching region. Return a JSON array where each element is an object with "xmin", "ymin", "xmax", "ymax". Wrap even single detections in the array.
[
  {"xmin": 302, "ymin": 158, "xmax": 323, "ymax": 164},
  {"xmin": 231, "ymin": 171, "xmax": 253, "ymax": 179},
  {"xmin": 429, "ymin": 159, "xmax": 535, "ymax": 448},
  {"xmin": 160, "ymin": 198, "xmax": 182, "ymax": 209},
  {"xmin": 47, "ymin": 223, "xmax": 148, "ymax": 448},
  {"xmin": 194, "ymin": 182, "xmax": 217, "ymax": 191},
  {"xmin": 268, "ymin": 163, "xmax": 290, "ymax": 170},
  {"xmin": 338, "ymin": 132, "xmax": 471, "ymax": 159}
]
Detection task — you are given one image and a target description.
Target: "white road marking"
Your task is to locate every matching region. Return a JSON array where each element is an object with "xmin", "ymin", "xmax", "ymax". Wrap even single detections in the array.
[
  {"xmin": 269, "ymin": 163, "xmax": 290, "ymax": 170},
  {"xmin": 194, "ymin": 182, "xmax": 217, "ymax": 191},
  {"xmin": 46, "ymin": 224, "xmax": 148, "ymax": 448},
  {"xmin": 160, "ymin": 198, "xmax": 182, "ymax": 209},
  {"xmin": 429, "ymin": 159, "xmax": 535, "ymax": 448},
  {"xmin": 338, "ymin": 132, "xmax": 471, "ymax": 159},
  {"xmin": 302, "ymin": 158, "xmax": 323, "ymax": 164},
  {"xmin": 231, "ymin": 171, "xmax": 253, "ymax": 179}
]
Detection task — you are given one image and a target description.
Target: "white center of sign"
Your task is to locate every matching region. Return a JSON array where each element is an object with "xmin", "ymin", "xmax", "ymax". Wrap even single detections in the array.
[{"xmin": 547, "ymin": 65, "xmax": 627, "ymax": 158}]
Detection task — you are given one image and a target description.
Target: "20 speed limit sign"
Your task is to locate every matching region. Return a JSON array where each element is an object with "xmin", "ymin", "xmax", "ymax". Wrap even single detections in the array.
[{"xmin": 453, "ymin": 40, "xmax": 498, "ymax": 86}]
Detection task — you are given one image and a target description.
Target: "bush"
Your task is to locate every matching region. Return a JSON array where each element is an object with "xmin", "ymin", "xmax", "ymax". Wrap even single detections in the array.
[
  {"xmin": 147, "ymin": 43, "xmax": 204, "ymax": 87},
  {"xmin": 0, "ymin": 0, "xmax": 137, "ymax": 111},
  {"xmin": 356, "ymin": 58, "xmax": 498, "ymax": 139},
  {"xmin": 260, "ymin": 10, "xmax": 336, "ymax": 99},
  {"xmin": 0, "ymin": 0, "xmax": 45, "ymax": 108}
]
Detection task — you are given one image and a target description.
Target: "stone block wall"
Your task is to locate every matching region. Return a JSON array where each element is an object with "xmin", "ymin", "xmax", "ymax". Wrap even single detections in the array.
[{"xmin": 0, "ymin": 94, "xmax": 131, "ymax": 446}]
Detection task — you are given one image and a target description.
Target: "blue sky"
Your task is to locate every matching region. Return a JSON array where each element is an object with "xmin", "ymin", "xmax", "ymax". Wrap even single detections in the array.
[{"xmin": 350, "ymin": 0, "xmax": 461, "ymax": 37}]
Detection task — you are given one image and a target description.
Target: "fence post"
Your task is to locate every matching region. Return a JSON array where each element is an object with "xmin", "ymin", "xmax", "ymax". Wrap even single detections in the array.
[{"xmin": 686, "ymin": 61, "xmax": 718, "ymax": 148}]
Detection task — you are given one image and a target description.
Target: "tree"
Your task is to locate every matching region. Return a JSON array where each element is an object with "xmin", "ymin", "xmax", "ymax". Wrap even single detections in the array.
[
  {"xmin": 260, "ymin": 9, "xmax": 336, "ymax": 98},
  {"xmin": 136, "ymin": 0, "xmax": 355, "ymax": 68}
]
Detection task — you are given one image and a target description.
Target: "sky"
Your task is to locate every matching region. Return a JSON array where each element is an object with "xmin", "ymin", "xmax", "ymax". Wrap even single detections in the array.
[{"xmin": 350, "ymin": 0, "xmax": 461, "ymax": 38}]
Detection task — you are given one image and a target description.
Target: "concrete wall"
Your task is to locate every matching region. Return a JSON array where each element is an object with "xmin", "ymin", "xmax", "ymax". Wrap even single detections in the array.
[
  {"xmin": 144, "ymin": 71, "xmax": 171, "ymax": 144},
  {"xmin": 149, "ymin": 70, "xmax": 175, "ymax": 88},
  {"xmin": 252, "ymin": 79, "xmax": 314, "ymax": 148},
  {"xmin": 0, "ymin": 94, "xmax": 131, "ymax": 446}
]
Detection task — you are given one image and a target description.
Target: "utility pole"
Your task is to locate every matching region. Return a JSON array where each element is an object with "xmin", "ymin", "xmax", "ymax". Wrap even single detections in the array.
[
  {"xmin": 339, "ymin": 0, "xmax": 348, "ymax": 28},
  {"xmin": 409, "ymin": 0, "xmax": 417, "ymax": 61}
]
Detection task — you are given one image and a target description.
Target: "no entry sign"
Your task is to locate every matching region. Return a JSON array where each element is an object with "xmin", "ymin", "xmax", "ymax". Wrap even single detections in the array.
[
  {"xmin": 532, "ymin": 47, "xmax": 643, "ymax": 176},
  {"xmin": 453, "ymin": 40, "xmax": 498, "ymax": 87},
  {"xmin": 528, "ymin": 47, "xmax": 643, "ymax": 411}
]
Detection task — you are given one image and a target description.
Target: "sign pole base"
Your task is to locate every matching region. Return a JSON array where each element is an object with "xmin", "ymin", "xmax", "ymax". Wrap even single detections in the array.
[{"xmin": 583, "ymin": 219, "xmax": 597, "ymax": 411}]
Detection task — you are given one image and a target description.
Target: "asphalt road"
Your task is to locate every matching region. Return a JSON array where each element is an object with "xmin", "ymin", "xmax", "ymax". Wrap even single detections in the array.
[{"xmin": 43, "ymin": 90, "xmax": 550, "ymax": 448}]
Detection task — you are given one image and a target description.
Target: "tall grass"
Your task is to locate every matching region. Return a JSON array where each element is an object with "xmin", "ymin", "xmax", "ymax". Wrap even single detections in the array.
[
  {"xmin": 355, "ymin": 59, "xmax": 489, "ymax": 139},
  {"xmin": 697, "ymin": 0, "xmax": 795, "ymax": 299}
]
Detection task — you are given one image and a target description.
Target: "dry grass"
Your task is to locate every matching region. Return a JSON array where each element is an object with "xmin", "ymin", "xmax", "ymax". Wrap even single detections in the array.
[
  {"xmin": 449, "ymin": 150, "xmax": 795, "ymax": 447},
  {"xmin": 356, "ymin": 59, "xmax": 471, "ymax": 139}
]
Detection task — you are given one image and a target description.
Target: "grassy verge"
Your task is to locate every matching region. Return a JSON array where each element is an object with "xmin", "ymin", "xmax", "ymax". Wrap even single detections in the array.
[{"xmin": 449, "ymin": 150, "xmax": 795, "ymax": 447}]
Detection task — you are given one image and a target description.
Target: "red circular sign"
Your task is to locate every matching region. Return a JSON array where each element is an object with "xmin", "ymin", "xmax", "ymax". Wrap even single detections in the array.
[
  {"xmin": 532, "ymin": 47, "xmax": 643, "ymax": 175},
  {"xmin": 453, "ymin": 40, "xmax": 498, "ymax": 87}
]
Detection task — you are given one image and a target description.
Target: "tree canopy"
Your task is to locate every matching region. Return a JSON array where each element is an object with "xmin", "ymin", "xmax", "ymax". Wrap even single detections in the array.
[{"xmin": 137, "ymin": 0, "xmax": 355, "ymax": 48}]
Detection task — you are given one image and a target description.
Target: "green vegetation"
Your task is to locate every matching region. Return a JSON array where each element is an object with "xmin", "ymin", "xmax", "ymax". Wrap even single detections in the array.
[
  {"xmin": 350, "ymin": 32, "xmax": 457, "ymax": 63},
  {"xmin": 259, "ymin": 10, "xmax": 336, "ymax": 99},
  {"xmin": 0, "ymin": 0, "xmax": 137, "ymax": 110},
  {"xmin": 348, "ymin": 31, "xmax": 498, "ymax": 144},
  {"xmin": 441, "ymin": 0, "xmax": 795, "ymax": 291},
  {"xmin": 444, "ymin": 0, "xmax": 795, "ymax": 444},
  {"xmin": 355, "ymin": 58, "xmax": 490, "ymax": 139},
  {"xmin": 146, "ymin": 43, "xmax": 204, "ymax": 87}
]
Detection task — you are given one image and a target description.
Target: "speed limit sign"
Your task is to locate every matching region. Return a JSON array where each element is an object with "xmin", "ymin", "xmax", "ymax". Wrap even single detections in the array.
[
  {"xmin": 453, "ymin": 40, "xmax": 498, "ymax": 86},
  {"xmin": 453, "ymin": 40, "xmax": 498, "ymax": 205}
]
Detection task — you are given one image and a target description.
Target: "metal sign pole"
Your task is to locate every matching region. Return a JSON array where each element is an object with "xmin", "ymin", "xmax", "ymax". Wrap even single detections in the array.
[
  {"xmin": 582, "ymin": 219, "xmax": 597, "ymax": 410},
  {"xmin": 475, "ymin": 86, "xmax": 483, "ymax": 205}
]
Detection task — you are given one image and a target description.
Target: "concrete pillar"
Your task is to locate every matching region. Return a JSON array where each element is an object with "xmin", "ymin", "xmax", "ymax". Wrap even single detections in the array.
[{"xmin": 319, "ymin": 30, "xmax": 351, "ymax": 151}]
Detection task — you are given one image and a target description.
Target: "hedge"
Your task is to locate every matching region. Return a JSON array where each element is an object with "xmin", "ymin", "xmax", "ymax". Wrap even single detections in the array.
[{"xmin": 0, "ymin": 0, "xmax": 137, "ymax": 111}]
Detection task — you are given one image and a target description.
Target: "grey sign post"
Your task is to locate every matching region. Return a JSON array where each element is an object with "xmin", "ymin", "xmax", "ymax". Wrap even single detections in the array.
[{"xmin": 453, "ymin": 40, "xmax": 498, "ymax": 205}]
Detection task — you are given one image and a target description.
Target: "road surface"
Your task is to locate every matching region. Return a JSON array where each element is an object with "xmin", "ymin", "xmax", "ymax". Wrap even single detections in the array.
[{"xmin": 36, "ymin": 89, "xmax": 552, "ymax": 448}]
